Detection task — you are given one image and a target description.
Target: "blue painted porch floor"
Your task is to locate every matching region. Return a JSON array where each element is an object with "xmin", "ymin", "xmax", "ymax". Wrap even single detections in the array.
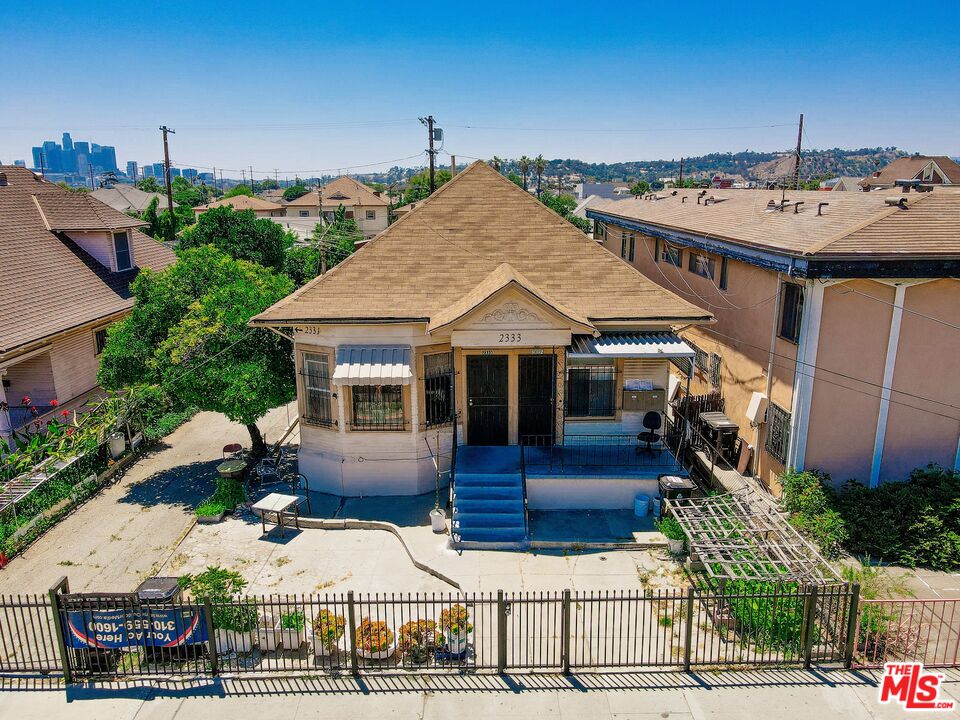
[{"xmin": 523, "ymin": 445, "xmax": 683, "ymax": 478}]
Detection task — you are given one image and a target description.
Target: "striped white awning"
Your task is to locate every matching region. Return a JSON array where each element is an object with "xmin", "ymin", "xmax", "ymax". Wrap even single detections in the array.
[
  {"xmin": 332, "ymin": 345, "xmax": 413, "ymax": 385},
  {"xmin": 568, "ymin": 332, "xmax": 695, "ymax": 359}
]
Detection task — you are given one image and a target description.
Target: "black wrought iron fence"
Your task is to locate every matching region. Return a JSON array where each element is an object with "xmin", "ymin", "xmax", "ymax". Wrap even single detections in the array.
[
  {"xmin": 521, "ymin": 426, "xmax": 683, "ymax": 474},
  {"xmin": 16, "ymin": 580, "xmax": 960, "ymax": 681}
]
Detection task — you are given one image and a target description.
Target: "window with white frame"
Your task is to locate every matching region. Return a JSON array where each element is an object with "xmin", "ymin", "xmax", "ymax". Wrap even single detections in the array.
[
  {"xmin": 113, "ymin": 231, "xmax": 132, "ymax": 271},
  {"xmin": 365, "ymin": 209, "xmax": 376, "ymax": 220},
  {"xmin": 299, "ymin": 210, "xmax": 309, "ymax": 217},
  {"xmin": 301, "ymin": 352, "xmax": 335, "ymax": 426}
]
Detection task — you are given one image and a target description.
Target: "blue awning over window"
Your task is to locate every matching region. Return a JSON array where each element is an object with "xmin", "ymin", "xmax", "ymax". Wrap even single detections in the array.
[
  {"xmin": 568, "ymin": 332, "xmax": 694, "ymax": 359},
  {"xmin": 332, "ymin": 345, "xmax": 413, "ymax": 385}
]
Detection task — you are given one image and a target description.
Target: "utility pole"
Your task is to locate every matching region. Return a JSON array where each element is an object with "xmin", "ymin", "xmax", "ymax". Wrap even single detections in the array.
[
  {"xmin": 678, "ymin": 157, "xmax": 684, "ymax": 187},
  {"xmin": 792, "ymin": 113, "xmax": 804, "ymax": 190},
  {"xmin": 38, "ymin": 152, "xmax": 46, "ymax": 178},
  {"xmin": 89, "ymin": 165, "xmax": 95, "ymax": 190},
  {"xmin": 219, "ymin": 169, "xmax": 224, "ymax": 195},
  {"xmin": 241, "ymin": 169, "xmax": 246, "ymax": 186},
  {"xmin": 159, "ymin": 126, "xmax": 175, "ymax": 214},
  {"xmin": 249, "ymin": 165, "xmax": 254, "ymax": 191},
  {"xmin": 420, "ymin": 115, "xmax": 436, "ymax": 193},
  {"xmin": 275, "ymin": 168, "xmax": 279, "ymax": 186}
]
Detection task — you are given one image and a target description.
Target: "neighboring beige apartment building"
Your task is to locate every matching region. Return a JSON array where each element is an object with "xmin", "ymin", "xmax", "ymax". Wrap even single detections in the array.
[
  {"xmin": 860, "ymin": 155, "xmax": 960, "ymax": 191},
  {"xmin": 283, "ymin": 176, "xmax": 389, "ymax": 239},
  {"xmin": 587, "ymin": 186, "xmax": 960, "ymax": 491},
  {"xmin": 0, "ymin": 166, "xmax": 176, "ymax": 438}
]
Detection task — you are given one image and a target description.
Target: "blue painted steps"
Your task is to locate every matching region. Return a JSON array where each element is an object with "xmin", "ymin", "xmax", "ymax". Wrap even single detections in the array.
[{"xmin": 452, "ymin": 446, "xmax": 527, "ymax": 544}]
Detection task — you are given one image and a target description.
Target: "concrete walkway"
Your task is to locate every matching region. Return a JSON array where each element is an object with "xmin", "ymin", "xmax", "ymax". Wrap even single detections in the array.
[
  {"xmin": 2, "ymin": 668, "xmax": 958, "ymax": 719},
  {"xmin": 0, "ymin": 404, "xmax": 297, "ymax": 594}
]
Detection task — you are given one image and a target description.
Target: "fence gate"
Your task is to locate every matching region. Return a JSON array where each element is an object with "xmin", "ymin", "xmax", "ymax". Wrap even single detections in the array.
[
  {"xmin": 503, "ymin": 591, "xmax": 563, "ymax": 671},
  {"xmin": 0, "ymin": 593, "xmax": 61, "ymax": 675}
]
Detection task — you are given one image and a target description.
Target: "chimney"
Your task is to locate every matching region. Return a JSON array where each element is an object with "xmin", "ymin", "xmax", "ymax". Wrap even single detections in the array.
[
  {"xmin": 0, "ymin": 172, "xmax": 7, "ymax": 187},
  {"xmin": 450, "ymin": 155, "xmax": 457, "ymax": 176}
]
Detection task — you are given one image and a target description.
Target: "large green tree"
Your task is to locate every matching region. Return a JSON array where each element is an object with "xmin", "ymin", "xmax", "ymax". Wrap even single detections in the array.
[
  {"xmin": 282, "ymin": 183, "xmax": 309, "ymax": 201},
  {"xmin": 399, "ymin": 169, "xmax": 452, "ymax": 206},
  {"xmin": 540, "ymin": 192, "xmax": 591, "ymax": 233},
  {"xmin": 283, "ymin": 206, "xmax": 359, "ymax": 285},
  {"xmin": 178, "ymin": 205, "xmax": 294, "ymax": 271},
  {"xmin": 136, "ymin": 177, "xmax": 163, "ymax": 193},
  {"xmin": 98, "ymin": 246, "xmax": 294, "ymax": 455}
]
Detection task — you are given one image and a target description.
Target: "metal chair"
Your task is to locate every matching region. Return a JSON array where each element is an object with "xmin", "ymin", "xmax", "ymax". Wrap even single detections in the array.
[
  {"xmin": 637, "ymin": 411, "xmax": 663, "ymax": 453},
  {"xmin": 222, "ymin": 443, "xmax": 243, "ymax": 460},
  {"xmin": 283, "ymin": 472, "xmax": 312, "ymax": 514}
]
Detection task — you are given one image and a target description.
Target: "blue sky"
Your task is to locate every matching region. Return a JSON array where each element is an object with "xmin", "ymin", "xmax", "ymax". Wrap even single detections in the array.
[{"xmin": 1, "ymin": 1, "xmax": 958, "ymax": 178}]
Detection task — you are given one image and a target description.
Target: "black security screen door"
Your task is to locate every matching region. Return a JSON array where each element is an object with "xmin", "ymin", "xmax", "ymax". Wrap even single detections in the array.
[
  {"xmin": 519, "ymin": 355, "xmax": 555, "ymax": 445},
  {"xmin": 466, "ymin": 355, "xmax": 509, "ymax": 445}
]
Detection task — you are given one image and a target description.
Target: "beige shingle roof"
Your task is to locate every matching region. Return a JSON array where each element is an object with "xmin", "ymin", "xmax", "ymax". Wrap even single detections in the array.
[
  {"xmin": 284, "ymin": 175, "xmax": 388, "ymax": 208},
  {"xmin": 0, "ymin": 166, "xmax": 176, "ymax": 354},
  {"xmin": 32, "ymin": 189, "xmax": 147, "ymax": 232},
  {"xmin": 860, "ymin": 155, "xmax": 960, "ymax": 188},
  {"xmin": 252, "ymin": 161, "xmax": 711, "ymax": 327},
  {"xmin": 194, "ymin": 195, "xmax": 283, "ymax": 212},
  {"xmin": 589, "ymin": 187, "xmax": 960, "ymax": 258},
  {"xmin": 90, "ymin": 185, "xmax": 176, "ymax": 214}
]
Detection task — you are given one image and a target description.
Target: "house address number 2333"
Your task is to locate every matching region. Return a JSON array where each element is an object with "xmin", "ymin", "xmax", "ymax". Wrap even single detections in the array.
[{"xmin": 498, "ymin": 332, "xmax": 522, "ymax": 343}]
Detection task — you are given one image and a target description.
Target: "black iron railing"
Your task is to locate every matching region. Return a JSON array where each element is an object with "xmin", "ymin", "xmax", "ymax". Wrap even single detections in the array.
[{"xmin": 521, "ymin": 423, "xmax": 683, "ymax": 474}]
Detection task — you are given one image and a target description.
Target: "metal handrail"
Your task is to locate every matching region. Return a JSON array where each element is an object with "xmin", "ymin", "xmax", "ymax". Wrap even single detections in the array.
[{"xmin": 519, "ymin": 442, "xmax": 529, "ymax": 539}]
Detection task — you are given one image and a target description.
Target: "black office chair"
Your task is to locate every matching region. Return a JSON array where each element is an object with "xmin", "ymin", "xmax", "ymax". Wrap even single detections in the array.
[{"xmin": 637, "ymin": 411, "xmax": 663, "ymax": 453}]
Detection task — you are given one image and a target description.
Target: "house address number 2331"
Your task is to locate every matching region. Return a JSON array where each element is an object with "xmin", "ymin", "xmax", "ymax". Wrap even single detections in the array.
[{"xmin": 498, "ymin": 332, "xmax": 522, "ymax": 343}]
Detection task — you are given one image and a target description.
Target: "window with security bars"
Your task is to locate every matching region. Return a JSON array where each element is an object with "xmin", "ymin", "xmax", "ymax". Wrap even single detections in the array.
[
  {"xmin": 301, "ymin": 352, "xmax": 334, "ymax": 426},
  {"xmin": 709, "ymin": 353, "xmax": 721, "ymax": 388},
  {"xmin": 765, "ymin": 402, "xmax": 791, "ymax": 464},
  {"xmin": 565, "ymin": 365, "xmax": 616, "ymax": 417},
  {"xmin": 689, "ymin": 342, "xmax": 709, "ymax": 373},
  {"xmin": 423, "ymin": 352, "xmax": 453, "ymax": 428},
  {"xmin": 351, "ymin": 385, "xmax": 404, "ymax": 430}
]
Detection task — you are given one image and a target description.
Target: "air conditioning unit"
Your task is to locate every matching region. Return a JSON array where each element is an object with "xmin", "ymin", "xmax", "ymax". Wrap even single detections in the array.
[{"xmin": 746, "ymin": 392, "xmax": 768, "ymax": 426}]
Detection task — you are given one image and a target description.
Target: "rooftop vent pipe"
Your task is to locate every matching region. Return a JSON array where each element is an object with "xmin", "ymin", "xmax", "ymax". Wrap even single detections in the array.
[
  {"xmin": 793, "ymin": 201, "xmax": 805, "ymax": 214},
  {"xmin": 681, "ymin": 196, "xmax": 688, "ymax": 203},
  {"xmin": 817, "ymin": 202, "xmax": 829, "ymax": 216},
  {"xmin": 885, "ymin": 196, "xmax": 908, "ymax": 209}
]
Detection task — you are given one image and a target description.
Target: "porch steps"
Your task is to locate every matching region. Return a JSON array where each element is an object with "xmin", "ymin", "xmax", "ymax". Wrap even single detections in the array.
[{"xmin": 452, "ymin": 471, "xmax": 526, "ymax": 544}]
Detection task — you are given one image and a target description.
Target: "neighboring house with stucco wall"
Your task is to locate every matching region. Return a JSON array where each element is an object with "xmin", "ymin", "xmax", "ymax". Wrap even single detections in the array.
[
  {"xmin": 587, "ymin": 186, "xmax": 960, "ymax": 492},
  {"xmin": 0, "ymin": 166, "xmax": 176, "ymax": 438},
  {"xmin": 282, "ymin": 176, "xmax": 388, "ymax": 239},
  {"xmin": 193, "ymin": 194, "xmax": 285, "ymax": 219}
]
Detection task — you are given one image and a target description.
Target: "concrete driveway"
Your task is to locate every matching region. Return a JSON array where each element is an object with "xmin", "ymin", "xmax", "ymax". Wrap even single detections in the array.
[{"xmin": 0, "ymin": 404, "xmax": 297, "ymax": 594}]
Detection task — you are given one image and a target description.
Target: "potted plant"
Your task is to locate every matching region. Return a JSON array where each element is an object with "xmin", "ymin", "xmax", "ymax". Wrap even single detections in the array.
[
  {"xmin": 397, "ymin": 619, "xmax": 437, "ymax": 664},
  {"xmin": 257, "ymin": 611, "xmax": 279, "ymax": 652},
  {"xmin": 178, "ymin": 566, "xmax": 258, "ymax": 654},
  {"xmin": 656, "ymin": 516, "xmax": 686, "ymax": 554},
  {"xmin": 313, "ymin": 609, "xmax": 346, "ymax": 657},
  {"xmin": 277, "ymin": 608, "xmax": 309, "ymax": 649},
  {"xmin": 355, "ymin": 618, "xmax": 395, "ymax": 660},
  {"xmin": 219, "ymin": 601, "xmax": 258, "ymax": 653},
  {"xmin": 439, "ymin": 604, "xmax": 472, "ymax": 656}
]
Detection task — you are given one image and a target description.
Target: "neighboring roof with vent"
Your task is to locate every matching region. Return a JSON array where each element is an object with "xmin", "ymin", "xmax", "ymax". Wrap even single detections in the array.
[
  {"xmin": 284, "ymin": 175, "xmax": 388, "ymax": 207},
  {"xmin": 194, "ymin": 195, "xmax": 283, "ymax": 212},
  {"xmin": 0, "ymin": 165, "xmax": 176, "ymax": 354},
  {"xmin": 587, "ymin": 187, "xmax": 960, "ymax": 259},
  {"xmin": 860, "ymin": 155, "xmax": 960, "ymax": 188},
  {"xmin": 91, "ymin": 185, "xmax": 177, "ymax": 214},
  {"xmin": 252, "ymin": 161, "xmax": 711, "ymax": 328}
]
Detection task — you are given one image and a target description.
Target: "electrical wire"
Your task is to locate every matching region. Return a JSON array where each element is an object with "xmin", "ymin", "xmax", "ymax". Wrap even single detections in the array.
[{"xmin": 445, "ymin": 122, "xmax": 798, "ymax": 134}]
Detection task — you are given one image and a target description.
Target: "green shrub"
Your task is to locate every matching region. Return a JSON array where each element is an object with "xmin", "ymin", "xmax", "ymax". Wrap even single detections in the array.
[
  {"xmin": 655, "ymin": 515, "xmax": 686, "ymax": 541},
  {"xmin": 280, "ymin": 610, "xmax": 306, "ymax": 630},
  {"xmin": 724, "ymin": 579, "xmax": 806, "ymax": 652},
  {"xmin": 780, "ymin": 470, "xmax": 849, "ymax": 559},
  {"xmin": 781, "ymin": 465, "xmax": 960, "ymax": 571}
]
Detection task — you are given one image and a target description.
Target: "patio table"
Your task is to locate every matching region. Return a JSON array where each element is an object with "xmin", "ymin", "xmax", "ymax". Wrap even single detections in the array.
[
  {"xmin": 216, "ymin": 458, "xmax": 247, "ymax": 479},
  {"xmin": 251, "ymin": 492, "xmax": 302, "ymax": 538}
]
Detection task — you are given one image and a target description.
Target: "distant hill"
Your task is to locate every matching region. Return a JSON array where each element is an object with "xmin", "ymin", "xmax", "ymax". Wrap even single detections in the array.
[
  {"xmin": 544, "ymin": 147, "xmax": 908, "ymax": 184},
  {"xmin": 358, "ymin": 147, "xmax": 912, "ymax": 186}
]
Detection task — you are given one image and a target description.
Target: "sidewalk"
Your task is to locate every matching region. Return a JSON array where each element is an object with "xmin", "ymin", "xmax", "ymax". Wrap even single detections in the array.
[{"xmin": 2, "ymin": 668, "xmax": 958, "ymax": 719}]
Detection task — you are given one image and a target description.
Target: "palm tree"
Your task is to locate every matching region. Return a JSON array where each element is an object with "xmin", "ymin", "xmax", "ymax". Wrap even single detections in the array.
[
  {"xmin": 518, "ymin": 156, "xmax": 531, "ymax": 191},
  {"xmin": 490, "ymin": 156, "xmax": 503, "ymax": 173},
  {"xmin": 533, "ymin": 155, "xmax": 547, "ymax": 196}
]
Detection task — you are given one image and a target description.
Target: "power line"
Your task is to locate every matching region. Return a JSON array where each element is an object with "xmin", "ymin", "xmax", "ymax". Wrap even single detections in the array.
[
  {"xmin": 445, "ymin": 121, "xmax": 798, "ymax": 134},
  {"xmin": 168, "ymin": 151, "xmax": 426, "ymax": 177}
]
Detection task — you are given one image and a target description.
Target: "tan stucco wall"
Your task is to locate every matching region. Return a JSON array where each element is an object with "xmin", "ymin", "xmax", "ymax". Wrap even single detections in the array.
[
  {"xmin": 881, "ymin": 279, "xmax": 960, "ymax": 481},
  {"xmin": 600, "ymin": 224, "xmax": 796, "ymax": 489},
  {"xmin": 804, "ymin": 280, "xmax": 894, "ymax": 483}
]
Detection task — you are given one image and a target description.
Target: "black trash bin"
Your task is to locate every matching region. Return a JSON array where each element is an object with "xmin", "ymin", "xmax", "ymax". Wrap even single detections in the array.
[{"xmin": 657, "ymin": 475, "xmax": 696, "ymax": 516}]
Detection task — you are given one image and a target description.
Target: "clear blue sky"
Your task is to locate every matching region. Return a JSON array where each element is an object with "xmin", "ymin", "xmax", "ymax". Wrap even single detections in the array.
[{"xmin": 2, "ymin": 1, "xmax": 958, "ymax": 178}]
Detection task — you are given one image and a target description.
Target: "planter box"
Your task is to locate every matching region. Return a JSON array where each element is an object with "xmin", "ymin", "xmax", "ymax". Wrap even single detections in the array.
[
  {"xmin": 278, "ymin": 621, "xmax": 311, "ymax": 650},
  {"xmin": 315, "ymin": 635, "xmax": 345, "ymax": 658},
  {"xmin": 215, "ymin": 628, "xmax": 254, "ymax": 654},
  {"xmin": 258, "ymin": 623, "xmax": 279, "ymax": 652},
  {"xmin": 196, "ymin": 510, "xmax": 226, "ymax": 525},
  {"xmin": 358, "ymin": 642, "xmax": 396, "ymax": 660},
  {"xmin": 442, "ymin": 628, "xmax": 469, "ymax": 656}
]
